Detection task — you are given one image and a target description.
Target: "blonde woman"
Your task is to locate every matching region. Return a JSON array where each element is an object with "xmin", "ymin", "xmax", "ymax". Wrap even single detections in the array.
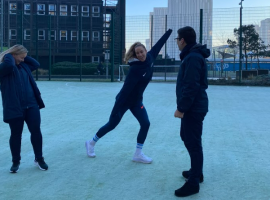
[
  {"xmin": 85, "ymin": 29, "xmax": 172, "ymax": 164},
  {"xmin": 0, "ymin": 45, "xmax": 48, "ymax": 173}
]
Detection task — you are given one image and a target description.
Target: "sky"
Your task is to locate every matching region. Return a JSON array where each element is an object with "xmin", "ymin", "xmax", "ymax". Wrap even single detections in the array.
[{"xmin": 126, "ymin": 0, "xmax": 270, "ymax": 16}]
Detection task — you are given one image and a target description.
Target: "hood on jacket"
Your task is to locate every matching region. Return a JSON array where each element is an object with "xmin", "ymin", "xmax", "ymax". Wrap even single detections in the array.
[
  {"xmin": 190, "ymin": 43, "xmax": 211, "ymax": 58},
  {"xmin": 127, "ymin": 54, "xmax": 153, "ymax": 77},
  {"xmin": 128, "ymin": 58, "xmax": 140, "ymax": 63}
]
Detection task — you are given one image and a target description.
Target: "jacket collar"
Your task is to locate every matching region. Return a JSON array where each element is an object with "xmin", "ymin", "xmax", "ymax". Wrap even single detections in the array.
[{"xmin": 180, "ymin": 43, "xmax": 196, "ymax": 60}]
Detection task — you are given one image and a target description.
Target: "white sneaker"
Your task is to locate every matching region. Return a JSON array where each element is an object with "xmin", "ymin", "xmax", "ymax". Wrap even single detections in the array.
[
  {"xmin": 132, "ymin": 152, "xmax": 152, "ymax": 164},
  {"xmin": 85, "ymin": 141, "xmax": 96, "ymax": 158}
]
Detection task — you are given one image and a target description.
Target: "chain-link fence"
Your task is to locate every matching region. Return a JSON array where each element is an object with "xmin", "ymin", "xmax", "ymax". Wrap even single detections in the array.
[
  {"xmin": 0, "ymin": 1, "xmax": 124, "ymax": 81},
  {"xmin": 125, "ymin": 6, "xmax": 270, "ymax": 82},
  {"xmin": 1, "ymin": 5, "xmax": 270, "ymax": 82}
]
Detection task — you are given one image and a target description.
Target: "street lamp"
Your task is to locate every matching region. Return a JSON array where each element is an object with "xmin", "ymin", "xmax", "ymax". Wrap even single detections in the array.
[{"xmin": 239, "ymin": 0, "xmax": 244, "ymax": 83}]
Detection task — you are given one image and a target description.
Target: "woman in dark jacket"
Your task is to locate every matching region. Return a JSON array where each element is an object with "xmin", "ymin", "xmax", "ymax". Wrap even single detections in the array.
[
  {"xmin": 85, "ymin": 29, "xmax": 172, "ymax": 164},
  {"xmin": 0, "ymin": 45, "xmax": 48, "ymax": 173}
]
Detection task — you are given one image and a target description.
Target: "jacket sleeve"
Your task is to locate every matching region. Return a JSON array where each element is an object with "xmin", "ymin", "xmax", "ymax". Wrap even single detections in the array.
[
  {"xmin": 148, "ymin": 29, "xmax": 173, "ymax": 59},
  {"xmin": 24, "ymin": 56, "xmax": 40, "ymax": 72},
  {"xmin": 112, "ymin": 68, "xmax": 140, "ymax": 114},
  {"xmin": 0, "ymin": 53, "xmax": 16, "ymax": 78},
  {"xmin": 177, "ymin": 56, "xmax": 203, "ymax": 113}
]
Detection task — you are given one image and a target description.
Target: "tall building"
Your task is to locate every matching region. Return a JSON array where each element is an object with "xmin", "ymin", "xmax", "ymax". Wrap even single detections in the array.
[
  {"xmin": 149, "ymin": 8, "xmax": 168, "ymax": 57},
  {"xmin": 260, "ymin": 18, "xmax": 270, "ymax": 48},
  {"xmin": 1, "ymin": 0, "xmax": 126, "ymax": 67},
  {"xmin": 149, "ymin": 0, "xmax": 213, "ymax": 60}
]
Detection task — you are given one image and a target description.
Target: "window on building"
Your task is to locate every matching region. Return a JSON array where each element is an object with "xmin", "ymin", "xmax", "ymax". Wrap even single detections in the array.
[
  {"xmin": 37, "ymin": 4, "xmax": 45, "ymax": 15},
  {"xmin": 49, "ymin": 4, "xmax": 56, "ymax": 15},
  {"xmin": 60, "ymin": 5, "xmax": 67, "ymax": 16},
  {"xmin": 71, "ymin": 31, "xmax": 78, "ymax": 41},
  {"xmin": 92, "ymin": 31, "xmax": 100, "ymax": 41},
  {"xmin": 104, "ymin": 14, "xmax": 111, "ymax": 28},
  {"xmin": 9, "ymin": 29, "xmax": 17, "ymax": 40},
  {"xmin": 105, "ymin": 14, "xmax": 111, "ymax": 22},
  {"xmin": 38, "ymin": 30, "xmax": 45, "ymax": 40},
  {"xmin": 9, "ymin": 3, "xmax": 17, "ymax": 14},
  {"xmin": 92, "ymin": 6, "xmax": 100, "ymax": 17},
  {"xmin": 49, "ymin": 30, "xmax": 56, "ymax": 41},
  {"xmin": 82, "ymin": 31, "xmax": 89, "ymax": 41},
  {"xmin": 81, "ymin": 6, "xmax": 89, "ymax": 17},
  {"xmin": 92, "ymin": 56, "xmax": 99, "ymax": 63},
  {"xmin": 71, "ymin": 5, "xmax": 78, "ymax": 16},
  {"xmin": 24, "ymin": 3, "xmax": 30, "ymax": 15},
  {"xmin": 60, "ymin": 30, "xmax": 67, "ymax": 41},
  {"xmin": 24, "ymin": 29, "xmax": 31, "ymax": 40}
]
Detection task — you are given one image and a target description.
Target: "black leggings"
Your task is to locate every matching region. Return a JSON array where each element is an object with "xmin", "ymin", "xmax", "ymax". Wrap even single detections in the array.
[
  {"xmin": 96, "ymin": 102, "xmax": 150, "ymax": 144},
  {"xmin": 8, "ymin": 106, "xmax": 43, "ymax": 162}
]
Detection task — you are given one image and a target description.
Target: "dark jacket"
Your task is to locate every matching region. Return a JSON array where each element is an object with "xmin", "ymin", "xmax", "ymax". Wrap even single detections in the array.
[
  {"xmin": 0, "ymin": 53, "xmax": 45, "ymax": 123},
  {"xmin": 112, "ymin": 29, "xmax": 173, "ymax": 114},
  {"xmin": 176, "ymin": 43, "xmax": 210, "ymax": 113}
]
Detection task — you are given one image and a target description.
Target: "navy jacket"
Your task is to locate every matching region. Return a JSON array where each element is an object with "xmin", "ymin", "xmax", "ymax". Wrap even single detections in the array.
[
  {"xmin": 112, "ymin": 29, "xmax": 173, "ymax": 114},
  {"xmin": 0, "ymin": 53, "xmax": 45, "ymax": 123},
  {"xmin": 176, "ymin": 43, "xmax": 210, "ymax": 113}
]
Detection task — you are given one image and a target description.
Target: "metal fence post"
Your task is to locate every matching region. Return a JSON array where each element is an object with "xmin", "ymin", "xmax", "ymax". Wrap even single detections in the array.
[
  {"xmin": 80, "ymin": 13, "xmax": 82, "ymax": 82},
  {"xmin": 165, "ymin": 67, "xmax": 167, "ymax": 81},
  {"xmin": 21, "ymin": 10, "xmax": 23, "ymax": 45},
  {"xmin": 119, "ymin": 16, "xmax": 123, "ymax": 65},
  {"xmin": 239, "ymin": 0, "xmax": 244, "ymax": 83},
  {"xmin": 49, "ymin": 14, "xmax": 51, "ymax": 81},
  {"xmin": 36, "ymin": 14, "xmax": 39, "ymax": 80},
  {"xmin": 165, "ymin": 14, "xmax": 167, "ymax": 81},
  {"xmin": 0, "ymin": 0, "xmax": 3, "ymax": 52},
  {"xmin": 151, "ymin": 15, "xmax": 153, "ymax": 48},
  {"xmin": 111, "ymin": 12, "xmax": 115, "ymax": 82},
  {"xmin": 200, "ymin": 9, "xmax": 203, "ymax": 44}
]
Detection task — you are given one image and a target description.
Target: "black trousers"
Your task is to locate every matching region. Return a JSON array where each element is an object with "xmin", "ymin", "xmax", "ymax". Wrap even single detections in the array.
[
  {"xmin": 8, "ymin": 106, "xmax": 43, "ymax": 163},
  {"xmin": 180, "ymin": 112, "xmax": 207, "ymax": 185},
  {"xmin": 96, "ymin": 101, "xmax": 150, "ymax": 144}
]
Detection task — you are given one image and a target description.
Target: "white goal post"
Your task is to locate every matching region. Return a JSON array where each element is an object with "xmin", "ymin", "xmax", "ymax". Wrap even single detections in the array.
[{"xmin": 118, "ymin": 65, "xmax": 130, "ymax": 81}]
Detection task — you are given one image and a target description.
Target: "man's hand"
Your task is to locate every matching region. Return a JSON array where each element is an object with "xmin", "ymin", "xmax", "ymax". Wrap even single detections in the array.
[{"xmin": 174, "ymin": 109, "xmax": 184, "ymax": 118}]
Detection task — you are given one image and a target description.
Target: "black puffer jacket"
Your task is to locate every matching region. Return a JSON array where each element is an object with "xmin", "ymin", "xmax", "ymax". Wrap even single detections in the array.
[
  {"xmin": 176, "ymin": 43, "xmax": 210, "ymax": 113},
  {"xmin": 112, "ymin": 29, "xmax": 173, "ymax": 114},
  {"xmin": 0, "ymin": 53, "xmax": 45, "ymax": 123}
]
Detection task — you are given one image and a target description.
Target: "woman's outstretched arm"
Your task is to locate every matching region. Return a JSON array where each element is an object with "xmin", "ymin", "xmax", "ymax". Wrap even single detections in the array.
[{"xmin": 148, "ymin": 29, "xmax": 173, "ymax": 59}]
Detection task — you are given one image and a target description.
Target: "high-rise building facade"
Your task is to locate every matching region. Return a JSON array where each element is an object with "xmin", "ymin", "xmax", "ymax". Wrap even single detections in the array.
[
  {"xmin": 260, "ymin": 18, "xmax": 270, "ymax": 48},
  {"xmin": 149, "ymin": 8, "xmax": 168, "ymax": 57},
  {"xmin": 149, "ymin": 0, "xmax": 213, "ymax": 60}
]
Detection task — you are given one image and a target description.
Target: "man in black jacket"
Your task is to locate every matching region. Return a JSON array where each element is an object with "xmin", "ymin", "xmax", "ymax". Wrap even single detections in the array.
[{"xmin": 174, "ymin": 26, "xmax": 210, "ymax": 197}]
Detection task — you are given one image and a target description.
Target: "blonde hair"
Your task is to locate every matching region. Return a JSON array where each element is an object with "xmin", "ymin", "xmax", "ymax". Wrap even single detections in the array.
[
  {"xmin": 0, "ymin": 44, "xmax": 28, "ymax": 62},
  {"xmin": 124, "ymin": 42, "xmax": 146, "ymax": 63}
]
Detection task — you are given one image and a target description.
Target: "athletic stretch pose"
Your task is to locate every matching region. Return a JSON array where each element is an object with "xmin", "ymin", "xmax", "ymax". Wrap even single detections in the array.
[
  {"xmin": 0, "ymin": 45, "xmax": 48, "ymax": 173},
  {"xmin": 85, "ymin": 29, "xmax": 172, "ymax": 164}
]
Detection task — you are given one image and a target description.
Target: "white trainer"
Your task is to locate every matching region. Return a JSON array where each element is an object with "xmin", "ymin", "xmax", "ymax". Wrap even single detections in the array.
[
  {"xmin": 132, "ymin": 152, "xmax": 152, "ymax": 164},
  {"xmin": 85, "ymin": 140, "xmax": 96, "ymax": 158}
]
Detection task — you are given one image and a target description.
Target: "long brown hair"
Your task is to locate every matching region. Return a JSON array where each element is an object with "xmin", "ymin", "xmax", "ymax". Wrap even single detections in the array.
[
  {"xmin": 124, "ymin": 42, "xmax": 146, "ymax": 63},
  {"xmin": 0, "ymin": 44, "xmax": 28, "ymax": 62}
]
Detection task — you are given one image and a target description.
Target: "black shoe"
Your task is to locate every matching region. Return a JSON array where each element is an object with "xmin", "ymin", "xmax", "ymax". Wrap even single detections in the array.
[
  {"xmin": 10, "ymin": 162, "xmax": 20, "ymax": 173},
  {"xmin": 175, "ymin": 181, "xmax": 199, "ymax": 197},
  {"xmin": 34, "ymin": 158, "xmax": 48, "ymax": 171},
  {"xmin": 182, "ymin": 170, "xmax": 204, "ymax": 183}
]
